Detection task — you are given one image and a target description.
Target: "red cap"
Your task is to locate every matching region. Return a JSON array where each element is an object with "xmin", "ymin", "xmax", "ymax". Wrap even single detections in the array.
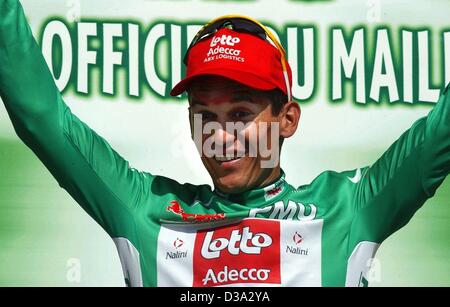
[{"xmin": 170, "ymin": 28, "xmax": 292, "ymax": 97}]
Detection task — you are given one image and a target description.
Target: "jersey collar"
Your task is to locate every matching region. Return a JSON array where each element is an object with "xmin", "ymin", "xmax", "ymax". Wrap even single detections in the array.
[{"xmin": 213, "ymin": 169, "xmax": 290, "ymax": 206}]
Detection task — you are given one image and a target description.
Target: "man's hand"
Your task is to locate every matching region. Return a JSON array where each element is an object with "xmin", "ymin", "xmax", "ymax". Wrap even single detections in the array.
[{"xmin": 0, "ymin": 0, "xmax": 31, "ymax": 51}]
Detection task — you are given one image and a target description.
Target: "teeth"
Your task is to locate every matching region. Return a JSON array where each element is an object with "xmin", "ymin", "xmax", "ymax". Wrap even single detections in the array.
[{"xmin": 215, "ymin": 156, "xmax": 239, "ymax": 162}]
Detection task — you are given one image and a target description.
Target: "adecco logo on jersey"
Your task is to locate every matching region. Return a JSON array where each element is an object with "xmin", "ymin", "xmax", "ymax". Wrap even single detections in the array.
[{"xmin": 192, "ymin": 219, "xmax": 281, "ymax": 286}]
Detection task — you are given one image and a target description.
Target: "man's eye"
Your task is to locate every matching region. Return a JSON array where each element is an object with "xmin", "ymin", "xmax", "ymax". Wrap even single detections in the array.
[
  {"xmin": 232, "ymin": 111, "xmax": 251, "ymax": 119},
  {"xmin": 199, "ymin": 111, "xmax": 215, "ymax": 121}
]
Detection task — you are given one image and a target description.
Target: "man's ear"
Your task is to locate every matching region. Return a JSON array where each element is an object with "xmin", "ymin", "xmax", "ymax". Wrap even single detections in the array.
[
  {"xmin": 188, "ymin": 106, "xmax": 195, "ymax": 139},
  {"xmin": 279, "ymin": 101, "xmax": 301, "ymax": 138}
]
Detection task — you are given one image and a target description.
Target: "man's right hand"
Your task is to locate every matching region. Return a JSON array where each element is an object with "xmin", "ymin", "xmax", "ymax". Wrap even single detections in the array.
[{"xmin": 0, "ymin": 0, "xmax": 31, "ymax": 51}]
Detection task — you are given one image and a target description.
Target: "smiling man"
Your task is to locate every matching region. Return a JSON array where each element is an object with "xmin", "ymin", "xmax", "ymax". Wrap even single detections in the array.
[
  {"xmin": 186, "ymin": 75, "xmax": 299, "ymax": 194},
  {"xmin": 0, "ymin": 0, "xmax": 449, "ymax": 287}
]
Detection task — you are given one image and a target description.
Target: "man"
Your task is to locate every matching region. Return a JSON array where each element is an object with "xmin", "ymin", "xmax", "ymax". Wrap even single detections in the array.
[{"xmin": 0, "ymin": 0, "xmax": 449, "ymax": 287}]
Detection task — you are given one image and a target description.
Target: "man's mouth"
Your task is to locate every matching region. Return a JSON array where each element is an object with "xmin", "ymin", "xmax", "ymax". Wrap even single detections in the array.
[
  {"xmin": 214, "ymin": 156, "xmax": 241, "ymax": 162},
  {"xmin": 213, "ymin": 151, "xmax": 247, "ymax": 163}
]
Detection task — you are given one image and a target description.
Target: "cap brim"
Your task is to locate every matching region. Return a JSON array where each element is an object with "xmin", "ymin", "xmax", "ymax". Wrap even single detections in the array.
[{"xmin": 169, "ymin": 68, "xmax": 277, "ymax": 96}]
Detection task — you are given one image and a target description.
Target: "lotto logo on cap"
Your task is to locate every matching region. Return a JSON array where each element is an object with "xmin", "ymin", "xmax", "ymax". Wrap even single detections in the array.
[
  {"xmin": 170, "ymin": 28, "xmax": 292, "ymax": 98},
  {"xmin": 210, "ymin": 34, "xmax": 240, "ymax": 47},
  {"xmin": 192, "ymin": 219, "xmax": 281, "ymax": 286},
  {"xmin": 204, "ymin": 34, "xmax": 245, "ymax": 63}
]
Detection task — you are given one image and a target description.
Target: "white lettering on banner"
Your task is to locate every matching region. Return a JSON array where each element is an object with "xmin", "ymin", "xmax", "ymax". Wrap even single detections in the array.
[
  {"xmin": 418, "ymin": 31, "xmax": 441, "ymax": 103},
  {"xmin": 288, "ymin": 27, "xmax": 315, "ymax": 100},
  {"xmin": 76, "ymin": 22, "xmax": 97, "ymax": 94},
  {"xmin": 103, "ymin": 23, "xmax": 123, "ymax": 95},
  {"xmin": 40, "ymin": 20, "xmax": 449, "ymax": 102},
  {"xmin": 202, "ymin": 266, "xmax": 270, "ymax": 286},
  {"xmin": 42, "ymin": 20, "xmax": 73, "ymax": 91},
  {"xmin": 128, "ymin": 24, "xmax": 140, "ymax": 96},
  {"xmin": 445, "ymin": 32, "xmax": 450, "ymax": 85},
  {"xmin": 201, "ymin": 226, "xmax": 272, "ymax": 259},
  {"xmin": 332, "ymin": 29, "xmax": 366, "ymax": 103},
  {"xmin": 144, "ymin": 24, "xmax": 166, "ymax": 96},
  {"xmin": 370, "ymin": 29, "xmax": 399, "ymax": 102},
  {"xmin": 171, "ymin": 24, "xmax": 183, "ymax": 96}
]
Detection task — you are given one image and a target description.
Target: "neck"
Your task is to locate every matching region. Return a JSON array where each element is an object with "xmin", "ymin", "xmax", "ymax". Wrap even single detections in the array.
[
  {"xmin": 221, "ymin": 166, "xmax": 282, "ymax": 195},
  {"xmin": 252, "ymin": 166, "xmax": 281, "ymax": 191},
  {"xmin": 214, "ymin": 167, "xmax": 288, "ymax": 205}
]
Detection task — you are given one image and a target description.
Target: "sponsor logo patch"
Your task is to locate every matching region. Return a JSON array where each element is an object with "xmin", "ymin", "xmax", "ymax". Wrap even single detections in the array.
[
  {"xmin": 286, "ymin": 231, "xmax": 308, "ymax": 256},
  {"xmin": 293, "ymin": 232, "xmax": 303, "ymax": 245},
  {"xmin": 193, "ymin": 219, "xmax": 281, "ymax": 286},
  {"xmin": 166, "ymin": 200, "xmax": 226, "ymax": 223},
  {"xmin": 204, "ymin": 34, "xmax": 245, "ymax": 63},
  {"xmin": 173, "ymin": 237, "xmax": 184, "ymax": 249}
]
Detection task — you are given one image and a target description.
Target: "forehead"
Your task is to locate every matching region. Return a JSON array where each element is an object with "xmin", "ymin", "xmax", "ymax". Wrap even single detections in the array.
[
  {"xmin": 188, "ymin": 75, "xmax": 247, "ymax": 91},
  {"xmin": 188, "ymin": 76, "xmax": 265, "ymax": 106}
]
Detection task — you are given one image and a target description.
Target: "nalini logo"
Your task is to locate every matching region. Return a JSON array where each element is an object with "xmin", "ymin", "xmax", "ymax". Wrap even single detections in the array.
[
  {"xmin": 166, "ymin": 237, "xmax": 188, "ymax": 260},
  {"xmin": 173, "ymin": 238, "xmax": 184, "ymax": 249},
  {"xmin": 286, "ymin": 232, "xmax": 308, "ymax": 256},
  {"xmin": 293, "ymin": 232, "xmax": 303, "ymax": 245}
]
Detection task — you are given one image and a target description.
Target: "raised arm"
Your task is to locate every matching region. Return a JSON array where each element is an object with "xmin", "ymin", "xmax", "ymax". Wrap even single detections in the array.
[
  {"xmin": 351, "ymin": 83, "xmax": 450, "ymax": 244},
  {"xmin": 0, "ymin": 0, "xmax": 150, "ymax": 236}
]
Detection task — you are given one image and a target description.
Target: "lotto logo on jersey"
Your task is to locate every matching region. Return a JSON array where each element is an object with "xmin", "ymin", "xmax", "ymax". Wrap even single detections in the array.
[
  {"xmin": 200, "ymin": 226, "xmax": 273, "ymax": 259},
  {"xmin": 192, "ymin": 219, "xmax": 281, "ymax": 286}
]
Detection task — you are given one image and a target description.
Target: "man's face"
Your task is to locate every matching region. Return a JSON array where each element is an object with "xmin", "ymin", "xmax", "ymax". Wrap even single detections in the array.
[{"xmin": 188, "ymin": 76, "xmax": 285, "ymax": 194}]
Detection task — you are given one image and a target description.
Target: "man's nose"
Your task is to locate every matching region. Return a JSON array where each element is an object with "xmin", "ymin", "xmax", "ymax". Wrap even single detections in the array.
[{"xmin": 213, "ymin": 124, "xmax": 236, "ymax": 148}]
